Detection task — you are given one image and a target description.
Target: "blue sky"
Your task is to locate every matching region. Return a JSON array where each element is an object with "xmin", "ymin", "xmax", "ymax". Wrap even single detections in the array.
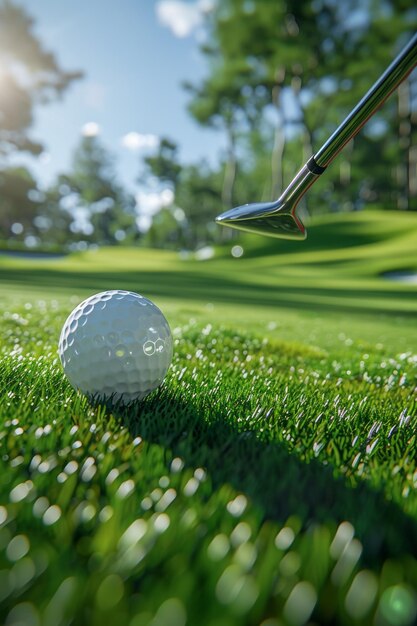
[{"xmin": 15, "ymin": 0, "xmax": 223, "ymax": 201}]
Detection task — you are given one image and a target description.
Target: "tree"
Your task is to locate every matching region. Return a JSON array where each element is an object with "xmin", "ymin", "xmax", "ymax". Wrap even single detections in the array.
[
  {"xmin": 60, "ymin": 135, "xmax": 137, "ymax": 245},
  {"xmin": 186, "ymin": 0, "xmax": 417, "ymax": 215},
  {"xmin": 0, "ymin": 166, "xmax": 39, "ymax": 239},
  {"xmin": 186, "ymin": 0, "xmax": 333, "ymax": 205},
  {"xmin": 0, "ymin": 1, "xmax": 82, "ymax": 157},
  {"xmin": 33, "ymin": 185, "xmax": 75, "ymax": 247},
  {"xmin": 185, "ymin": 69, "xmax": 245, "ymax": 210},
  {"xmin": 0, "ymin": 1, "xmax": 83, "ymax": 246},
  {"xmin": 140, "ymin": 136, "xmax": 224, "ymax": 248},
  {"xmin": 175, "ymin": 161, "xmax": 223, "ymax": 248},
  {"xmin": 142, "ymin": 138, "xmax": 182, "ymax": 188},
  {"xmin": 302, "ymin": 0, "xmax": 417, "ymax": 211}
]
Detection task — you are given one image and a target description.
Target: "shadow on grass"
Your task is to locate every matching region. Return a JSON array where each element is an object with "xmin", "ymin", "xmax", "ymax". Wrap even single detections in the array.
[
  {"xmin": 111, "ymin": 389, "xmax": 417, "ymax": 567},
  {"xmin": 1, "ymin": 266, "xmax": 416, "ymax": 317},
  {"xmin": 241, "ymin": 219, "xmax": 391, "ymax": 258}
]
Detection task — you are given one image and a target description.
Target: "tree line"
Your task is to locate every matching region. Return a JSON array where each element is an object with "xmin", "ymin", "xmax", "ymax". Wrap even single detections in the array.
[{"xmin": 0, "ymin": 0, "xmax": 416, "ymax": 252}]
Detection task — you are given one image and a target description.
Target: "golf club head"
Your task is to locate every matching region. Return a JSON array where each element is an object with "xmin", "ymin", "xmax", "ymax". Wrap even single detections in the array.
[
  {"xmin": 215, "ymin": 198, "xmax": 306, "ymax": 240},
  {"xmin": 215, "ymin": 162, "xmax": 321, "ymax": 240}
]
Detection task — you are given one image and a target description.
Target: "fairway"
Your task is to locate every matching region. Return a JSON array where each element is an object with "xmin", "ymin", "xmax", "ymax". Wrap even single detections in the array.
[{"xmin": 1, "ymin": 212, "xmax": 417, "ymax": 625}]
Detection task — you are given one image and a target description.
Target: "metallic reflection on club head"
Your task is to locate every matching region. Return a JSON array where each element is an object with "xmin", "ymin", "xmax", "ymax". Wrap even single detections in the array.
[
  {"xmin": 216, "ymin": 200, "xmax": 306, "ymax": 240},
  {"xmin": 216, "ymin": 162, "xmax": 317, "ymax": 240}
]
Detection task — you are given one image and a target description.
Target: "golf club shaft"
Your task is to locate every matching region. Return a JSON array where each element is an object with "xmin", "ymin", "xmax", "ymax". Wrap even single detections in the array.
[{"xmin": 313, "ymin": 33, "xmax": 417, "ymax": 170}]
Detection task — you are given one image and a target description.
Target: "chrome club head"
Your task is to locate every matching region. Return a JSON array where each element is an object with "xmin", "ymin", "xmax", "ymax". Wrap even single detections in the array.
[
  {"xmin": 215, "ymin": 198, "xmax": 306, "ymax": 240},
  {"xmin": 216, "ymin": 160, "xmax": 321, "ymax": 240}
]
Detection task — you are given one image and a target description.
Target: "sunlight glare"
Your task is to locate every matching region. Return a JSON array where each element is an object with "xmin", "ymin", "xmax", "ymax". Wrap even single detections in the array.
[{"xmin": 82, "ymin": 121, "xmax": 100, "ymax": 137}]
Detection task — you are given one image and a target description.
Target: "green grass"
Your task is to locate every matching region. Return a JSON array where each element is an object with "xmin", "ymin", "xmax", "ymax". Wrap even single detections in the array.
[{"xmin": 1, "ymin": 211, "xmax": 417, "ymax": 625}]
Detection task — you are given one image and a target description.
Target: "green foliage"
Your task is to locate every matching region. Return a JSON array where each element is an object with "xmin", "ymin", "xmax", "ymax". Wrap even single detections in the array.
[
  {"xmin": 33, "ymin": 186, "xmax": 74, "ymax": 247},
  {"xmin": 175, "ymin": 162, "xmax": 223, "ymax": 247},
  {"xmin": 0, "ymin": 1, "xmax": 83, "ymax": 248},
  {"xmin": 142, "ymin": 138, "xmax": 182, "ymax": 187},
  {"xmin": 0, "ymin": 0, "xmax": 82, "ymax": 156},
  {"xmin": 141, "ymin": 208, "xmax": 180, "ymax": 249},
  {"xmin": 141, "ymin": 137, "xmax": 224, "ymax": 249},
  {"xmin": 0, "ymin": 167, "xmax": 39, "ymax": 238},
  {"xmin": 185, "ymin": 0, "xmax": 417, "ymax": 219},
  {"xmin": 61, "ymin": 135, "xmax": 138, "ymax": 246}
]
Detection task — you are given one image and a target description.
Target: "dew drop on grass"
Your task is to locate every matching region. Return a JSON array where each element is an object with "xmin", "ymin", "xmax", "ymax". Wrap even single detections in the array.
[
  {"xmin": 227, "ymin": 495, "xmax": 248, "ymax": 517},
  {"xmin": 150, "ymin": 488, "xmax": 163, "ymax": 503},
  {"xmin": 116, "ymin": 480, "xmax": 135, "ymax": 499},
  {"xmin": 183, "ymin": 477, "xmax": 199, "ymax": 497},
  {"xmin": 6, "ymin": 535, "xmax": 30, "ymax": 561},
  {"xmin": 64, "ymin": 461, "xmax": 78, "ymax": 475},
  {"xmin": 155, "ymin": 489, "xmax": 177, "ymax": 512},
  {"xmin": 43, "ymin": 505, "xmax": 62, "ymax": 526},
  {"xmin": 194, "ymin": 468, "xmax": 207, "ymax": 482},
  {"xmin": 119, "ymin": 519, "xmax": 148, "ymax": 549},
  {"xmin": 153, "ymin": 513, "xmax": 170, "ymax": 533},
  {"xmin": 231, "ymin": 522, "xmax": 251, "ymax": 547},
  {"xmin": 234, "ymin": 542, "xmax": 257, "ymax": 571},
  {"xmin": 283, "ymin": 581, "xmax": 317, "ymax": 626},
  {"xmin": 105, "ymin": 468, "xmax": 119, "ymax": 485},
  {"xmin": 98, "ymin": 506, "xmax": 113, "ymax": 523},
  {"xmin": 207, "ymin": 534, "xmax": 230, "ymax": 561},
  {"xmin": 10, "ymin": 482, "xmax": 33, "ymax": 503},
  {"xmin": 33, "ymin": 497, "xmax": 49, "ymax": 518},
  {"xmin": 159, "ymin": 476, "xmax": 170, "ymax": 488},
  {"xmin": 141, "ymin": 497, "xmax": 153, "ymax": 511},
  {"xmin": 216, "ymin": 565, "xmax": 258, "ymax": 613},
  {"xmin": 330, "ymin": 521, "xmax": 355, "ymax": 559},
  {"xmin": 75, "ymin": 502, "xmax": 96, "ymax": 524},
  {"xmin": 275, "ymin": 527, "xmax": 295, "ymax": 551},
  {"xmin": 0, "ymin": 506, "xmax": 7, "ymax": 525},
  {"xmin": 331, "ymin": 539, "xmax": 363, "ymax": 587},
  {"xmin": 345, "ymin": 570, "xmax": 378, "ymax": 619}
]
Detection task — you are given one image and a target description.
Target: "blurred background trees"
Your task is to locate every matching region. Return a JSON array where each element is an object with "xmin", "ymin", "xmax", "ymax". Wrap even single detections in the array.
[
  {"xmin": 59, "ymin": 135, "xmax": 138, "ymax": 246},
  {"xmin": 0, "ymin": 0, "xmax": 81, "ymax": 248},
  {"xmin": 0, "ymin": 0, "xmax": 416, "ymax": 252},
  {"xmin": 186, "ymin": 0, "xmax": 417, "ymax": 217}
]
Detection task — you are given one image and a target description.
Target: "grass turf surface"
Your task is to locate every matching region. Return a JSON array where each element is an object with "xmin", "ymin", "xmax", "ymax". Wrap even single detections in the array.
[{"xmin": 0, "ymin": 211, "xmax": 417, "ymax": 625}]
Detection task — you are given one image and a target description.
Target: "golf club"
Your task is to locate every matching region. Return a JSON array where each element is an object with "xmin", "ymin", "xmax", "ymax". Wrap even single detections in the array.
[{"xmin": 215, "ymin": 32, "xmax": 417, "ymax": 240}]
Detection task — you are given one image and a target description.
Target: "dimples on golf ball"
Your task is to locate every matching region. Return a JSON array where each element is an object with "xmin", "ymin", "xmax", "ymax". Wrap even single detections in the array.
[{"xmin": 58, "ymin": 290, "xmax": 173, "ymax": 403}]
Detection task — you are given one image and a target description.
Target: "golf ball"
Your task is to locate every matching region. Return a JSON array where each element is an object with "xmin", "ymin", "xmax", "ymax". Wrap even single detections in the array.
[{"xmin": 58, "ymin": 290, "xmax": 173, "ymax": 403}]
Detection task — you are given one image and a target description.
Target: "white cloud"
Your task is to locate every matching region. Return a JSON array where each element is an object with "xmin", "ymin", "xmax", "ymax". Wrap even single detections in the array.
[
  {"xmin": 82, "ymin": 122, "xmax": 100, "ymax": 137},
  {"xmin": 121, "ymin": 132, "xmax": 160, "ymax": 151},
  {"xmin": 156, "ymin": 0, "xmax": 215, "ymax": 38},
  {"xmin": 135, "ymin": 188, "xmax": 175, "ymax": 232},
  {"xmin": 136, "ymin": 189, "xmax": 174, "ymax": 215}
]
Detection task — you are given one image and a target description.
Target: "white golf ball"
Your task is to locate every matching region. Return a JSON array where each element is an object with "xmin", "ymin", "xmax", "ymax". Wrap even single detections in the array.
[{"xmin": 58, "ymin": 290, "xmax": 173, "ymax": 403}]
